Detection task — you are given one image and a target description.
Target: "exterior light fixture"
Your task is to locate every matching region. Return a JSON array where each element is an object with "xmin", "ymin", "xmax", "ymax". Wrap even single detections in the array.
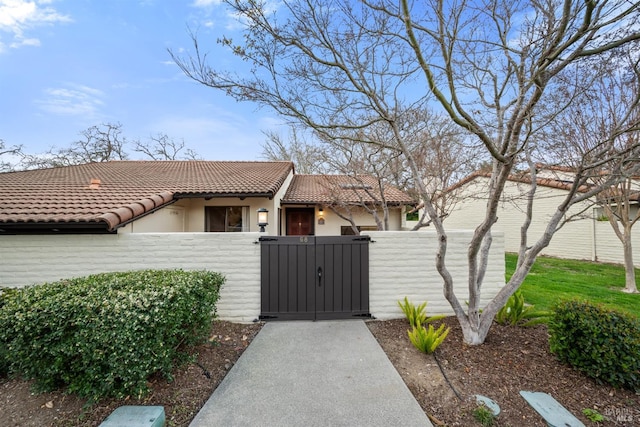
[
  {"xmin": 257, "ymin": 208, "xmax": 269, "ymax": 232},
  {"xmin": 318, "ymin": 207, "xmax": 324, "ymax": 216}
]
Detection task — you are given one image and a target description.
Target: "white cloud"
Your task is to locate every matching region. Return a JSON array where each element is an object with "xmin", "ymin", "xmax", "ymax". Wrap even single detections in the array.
[
  {"xmin": 36, "ymin": 84, "xmax": 105, "ymax": 117},
  {"xmin": 0, "ymin": 0, "xmax": 71, "ymax": 52},
  {"xmin": 192, "ymin": 0, "xmax": 222, "ymax": 7},
  {"xmin": 10, "ymin": 36, "xmax": 39, "ymax": 47}
]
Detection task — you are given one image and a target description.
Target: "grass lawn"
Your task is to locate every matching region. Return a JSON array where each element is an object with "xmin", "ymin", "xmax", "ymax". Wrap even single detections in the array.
[{"xmin": 505, "ymin": 253, "xmax": 640, "ymax": 318}]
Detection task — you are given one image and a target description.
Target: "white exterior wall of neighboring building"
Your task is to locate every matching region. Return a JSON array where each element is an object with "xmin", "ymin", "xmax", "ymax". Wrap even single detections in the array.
[
  {"xmin": 441, "ymin": 176, "xmax": 640, "ymax": 265},
  {"xmin": 593, "ymin": 219, "xmax": 640, "ymax": 266}
]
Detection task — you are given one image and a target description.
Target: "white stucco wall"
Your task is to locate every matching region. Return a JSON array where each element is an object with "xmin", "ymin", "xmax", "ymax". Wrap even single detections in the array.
[
  {"xmin": 367, "ymin": 230, "xmax": 505, "ymax": 319},
  {"xmin": 0, "ymin": 233, "xmax": 262, "ymax": 322},
  {"xmin": 0, "ymin": 230, "xmax": 504, "ymax": 322}
]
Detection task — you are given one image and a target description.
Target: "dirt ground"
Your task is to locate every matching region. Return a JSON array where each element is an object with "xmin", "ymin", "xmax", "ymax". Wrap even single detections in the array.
[
  {"xmin": 1, "ymin": 318, "xmax": 639, "ymax": 426},
  {"xmin": 368, "ymin": 317, "xmax": 640, "ymax": 426}
]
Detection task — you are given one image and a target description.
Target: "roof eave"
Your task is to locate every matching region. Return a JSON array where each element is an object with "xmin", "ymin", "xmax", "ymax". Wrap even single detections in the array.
[
  {"xmin": 0, "ymin": 221, "xmax": 114, "ymax": 235},
  {"xmin": 281, "ymin": 200, "xmax": 414, "ymax": 206},
  {"xmin": 175, "ymin": 192, "xmax": 276, "ymax": 200}
]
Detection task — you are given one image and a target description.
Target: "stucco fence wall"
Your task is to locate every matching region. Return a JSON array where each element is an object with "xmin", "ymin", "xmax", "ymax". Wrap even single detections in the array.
[{"xmin": 0, "ymin": 231, "xmax": 504, "ymax": 322}]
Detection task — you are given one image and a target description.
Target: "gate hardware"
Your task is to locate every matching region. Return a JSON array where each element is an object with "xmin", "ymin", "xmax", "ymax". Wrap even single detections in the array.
[
  {"xmin": 317, "ymin": 266, "xmax": 323, "ymax": 287},
  {"xmin": 352, "ymin": 236, "xmax": 372, "ymax": 242},
  {"xmin": 258, "ymin": 237, "xmax": 279, "ymax": 242}
]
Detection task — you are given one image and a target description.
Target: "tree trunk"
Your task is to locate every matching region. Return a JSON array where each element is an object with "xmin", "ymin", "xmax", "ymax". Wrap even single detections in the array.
[
  {"xmin": 622, "ymin": 229, "xmax": 639, "ymax": 293},
  {"xmin": 458, "ymin": 317, "xmax": 492, "ymax": 345}
]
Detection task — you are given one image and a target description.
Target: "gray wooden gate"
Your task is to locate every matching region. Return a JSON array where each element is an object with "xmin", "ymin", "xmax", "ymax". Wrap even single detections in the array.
[{"xmin": 259, "ymin": 235, "xmax": 371, "ymax": 320}]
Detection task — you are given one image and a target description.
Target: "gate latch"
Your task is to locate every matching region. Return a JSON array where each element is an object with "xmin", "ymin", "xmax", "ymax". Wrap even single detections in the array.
[{"xmin": 317, "ymin": 266, "xmax": 323, "ymax": 287}]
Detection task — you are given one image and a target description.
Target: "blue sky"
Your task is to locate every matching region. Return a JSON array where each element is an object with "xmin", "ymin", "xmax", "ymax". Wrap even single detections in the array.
[{"xmin": 0, "ymin": 0, "xmax": 281, "ymax": 160}]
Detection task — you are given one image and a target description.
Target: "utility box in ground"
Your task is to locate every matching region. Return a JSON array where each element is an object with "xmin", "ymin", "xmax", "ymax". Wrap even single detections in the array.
[{"xmin": 99, "ymin": 405, "xmax": 165, "ymax": 427}]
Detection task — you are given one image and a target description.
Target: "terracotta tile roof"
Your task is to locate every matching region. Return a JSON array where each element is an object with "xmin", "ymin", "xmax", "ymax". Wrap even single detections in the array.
[
  {"xmin": 282, "ymin": 175, "xmax": 414, "ymax": 206},
  {"xmin": 0, "ymin": 161, "xmax": 293, "ymax": 231},
  {"xmin": 444, "ymin": 170, "xmax": 593, "ymax": 195}
]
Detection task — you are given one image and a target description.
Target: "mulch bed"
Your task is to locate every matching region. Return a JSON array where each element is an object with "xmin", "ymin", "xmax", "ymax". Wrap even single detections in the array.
[
  {"xmin": 367, "ymin": 317, "xmax": 640, "ymax": 426},
  {"xmin": 1, "ymin": 318, "xmax": 639, "ymax": 426}
]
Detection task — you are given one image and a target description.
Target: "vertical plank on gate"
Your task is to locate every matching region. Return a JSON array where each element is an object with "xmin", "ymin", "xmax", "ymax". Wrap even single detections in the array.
[
  {"xmin": 351, "ymin": 241, "xmax": 362, "ymax": 311},
  {"xmin": 306, "ymin": 239, "xmax": 316, "ymax": 314},
  {"xmin": 287, "ymin": 244, "xmax": 297, "ymax": 313},
  {"xmin": 331, "ymin": 243, "xmax": 342, "ymax": 312}
]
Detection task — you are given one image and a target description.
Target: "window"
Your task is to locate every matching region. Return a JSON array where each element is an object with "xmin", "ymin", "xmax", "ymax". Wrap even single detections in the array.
[
  {"xmin": 406, "ymin": 209, "xmax": 419, "ymax": 221},
  {"xmin": 594, "ymin": 207, "xmax": 608, "ymax": 221},
  {"xmin": 205, "ymin": 206, "xmax": 249, "ymax": 232}
]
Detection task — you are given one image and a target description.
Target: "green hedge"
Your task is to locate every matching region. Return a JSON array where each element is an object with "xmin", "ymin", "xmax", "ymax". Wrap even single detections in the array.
[
  {"xmin": 0, "ymin": 270, "xmax": 224, "ymax": 400},
  {"xmin": 549, "ymin": 300, "xmax": 640, "ymax": 392}
]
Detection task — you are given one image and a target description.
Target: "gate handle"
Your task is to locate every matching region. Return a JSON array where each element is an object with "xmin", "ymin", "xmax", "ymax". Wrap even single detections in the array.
[{"xmin": 317, "ymin": 266, "xmax": 323, "ymax": 287}]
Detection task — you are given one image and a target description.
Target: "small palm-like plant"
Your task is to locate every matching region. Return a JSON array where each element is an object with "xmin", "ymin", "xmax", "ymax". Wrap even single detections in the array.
[
  {"xmin": 495, "ymin": 290, "xmax": 550, "ymax": 326},
  {"xmin": 398, "ymin": 296, "xmax": 445, "ymax": 328},
  {"xmin": 407, "ymin": 323, "xmax": 450, "ymax": 354}
]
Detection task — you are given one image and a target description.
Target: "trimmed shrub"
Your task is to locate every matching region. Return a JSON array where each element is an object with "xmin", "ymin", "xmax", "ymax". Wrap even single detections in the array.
[
  {"xmin": 0, "ymin": 269, "xmax": 224, "ymax": 400},
  {"xmin": 549, "ymin": 300, "xmax": 640, "ymax": 392},
  {"xmin": 0, "ymin": 287, "xmax": 19, "ymax": 377}
]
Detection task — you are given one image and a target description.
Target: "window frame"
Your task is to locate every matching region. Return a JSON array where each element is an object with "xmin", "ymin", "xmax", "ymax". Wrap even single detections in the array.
[{"xmin": 205, "ymin": 206, "xmax": 250, "ymax": 232}]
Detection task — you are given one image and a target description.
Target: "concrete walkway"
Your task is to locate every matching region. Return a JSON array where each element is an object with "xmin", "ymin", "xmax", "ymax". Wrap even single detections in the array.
[{"xmin": 189, "ymin": 320, "xmax": 433, "ymax": 427}]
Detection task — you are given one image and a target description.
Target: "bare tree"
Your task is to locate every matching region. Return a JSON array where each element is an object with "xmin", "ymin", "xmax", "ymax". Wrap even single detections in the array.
[
  {"xmin": 385, "ymin": 109, "xmax": 480, "ymax": 229},
  {"xmin": 544, "ymin": 55, "xmax": 640, "ymax": 293},
  {"xmin": 598, "ymin": 177, "xmax": 640, "ymax": 293},
  {"xmin": 0, "ymin": 139, "xmax": 22, "ymax": 172},
  {"xmin": 266, "ymin": 109, "xmax": 477, "ymax": 228},
  {"xmin": 18, "ymin": 124, "xmax": 202, "ymax": 169},
  {"xmin": 21, "ymin": 123, "xmax": 129, "ymax": 168},
  {"xmin": 133, "ymin": 133, "xmax": 201, "ymax": 161},
  {"xmin": 172, "ymin": 0, "xmax": 640, "ymax": 344},
  {"xmin": 262, "ymin": 127, "xmax": 327, "ymax": 174},
  {"xmin": 264, "ymin": 125, "xmax": 417, "ymax": 230},
  {"xmin": 319, "ymin": 174, "xmax": 396, "ymax": 233}
]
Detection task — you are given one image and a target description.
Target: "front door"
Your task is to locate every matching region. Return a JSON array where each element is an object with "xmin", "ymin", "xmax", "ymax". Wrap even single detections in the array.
[{"xmin": 286, "ymin": 208, "xmax": 314, "ymax": 235}]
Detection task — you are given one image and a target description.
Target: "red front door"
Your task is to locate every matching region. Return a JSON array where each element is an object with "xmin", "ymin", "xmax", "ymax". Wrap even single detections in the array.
[{"xmin": 286, "ymin": 208, "xmax": 314, "ymax": 235}]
